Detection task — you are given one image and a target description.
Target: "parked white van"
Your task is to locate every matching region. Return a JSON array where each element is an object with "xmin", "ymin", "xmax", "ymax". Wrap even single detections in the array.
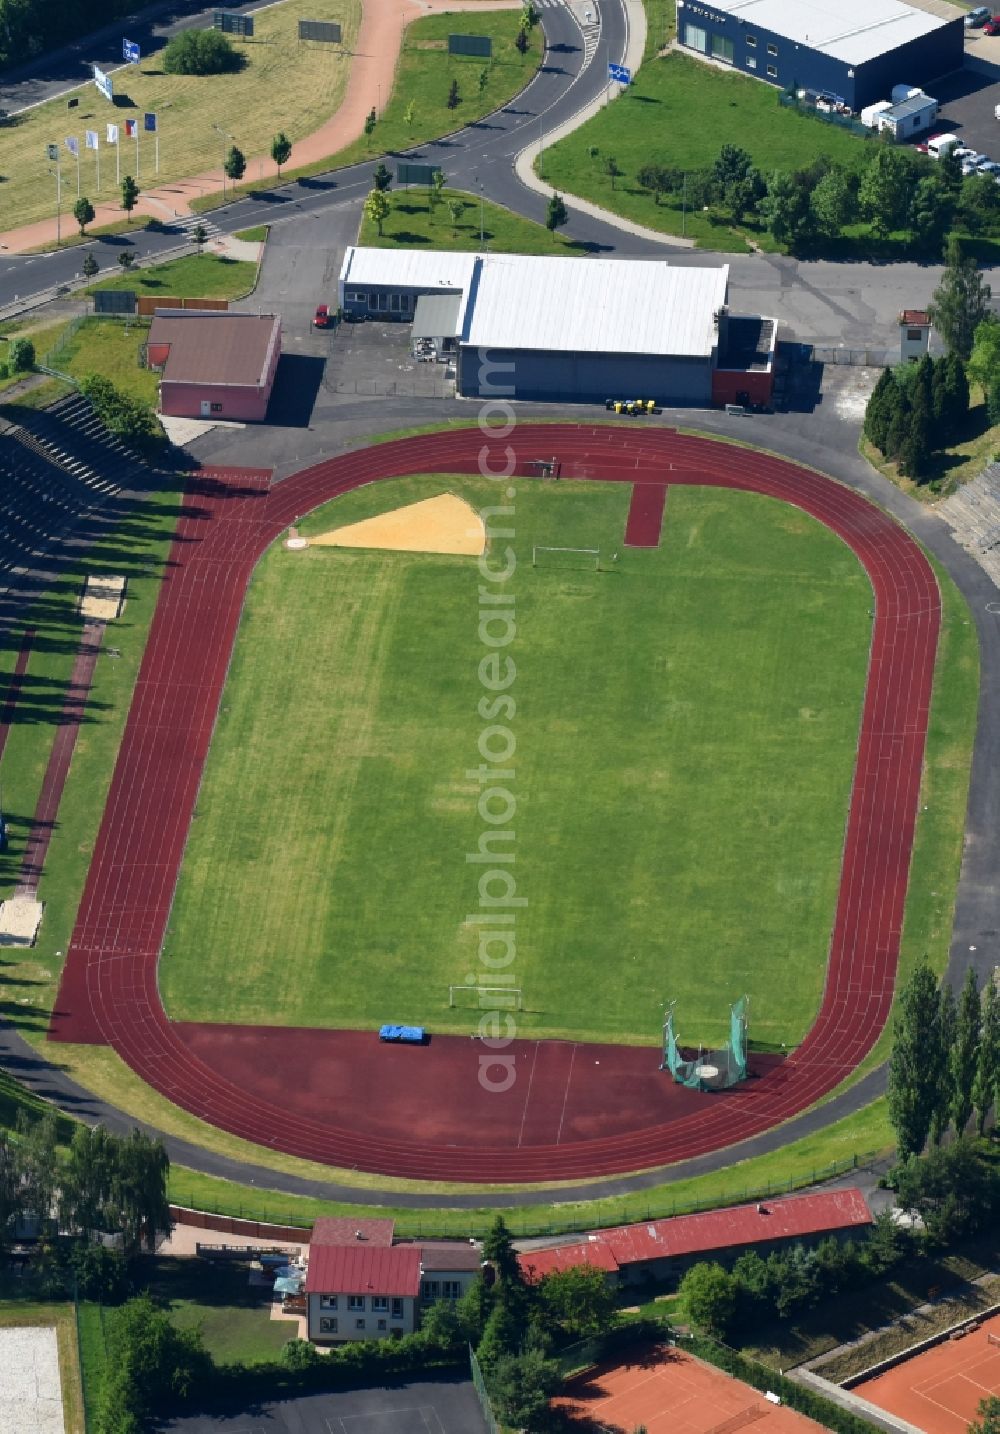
[{"xmin": 926, "ymin": 133, "xmax": 960, "ymax": 159}]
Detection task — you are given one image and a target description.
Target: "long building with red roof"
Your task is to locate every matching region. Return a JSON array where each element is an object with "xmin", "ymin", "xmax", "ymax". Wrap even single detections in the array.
[{"xmin": 519, "ymin": 1188, "xmax": 872, "ymax": 1287}]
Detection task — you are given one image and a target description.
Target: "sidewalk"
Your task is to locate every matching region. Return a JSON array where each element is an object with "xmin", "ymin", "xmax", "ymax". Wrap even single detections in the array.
[
  {"xmin": 0, "ymin": 0, "xmax": 519, "ymax": 256},
  {"xmin": 515, "ymin": 0, "xmax": 696, "ymax": 248}
]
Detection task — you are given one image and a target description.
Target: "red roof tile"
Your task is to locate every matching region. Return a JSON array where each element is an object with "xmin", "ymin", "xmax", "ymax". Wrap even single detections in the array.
[
  {"xmin": 310, "ymin": 1217, "xmax": 395, "ymax": 1247},
  {"xmin": 520, "ymin": 1241, "xmax": 620, "ymax": 1282},
  {"xmin": 305, "ymin": 1244, "xmax": 422, "ymax": 1298},
  {"xmin": 517, "ymin": 1189, "xmax": 871, "ymax": 1280}
]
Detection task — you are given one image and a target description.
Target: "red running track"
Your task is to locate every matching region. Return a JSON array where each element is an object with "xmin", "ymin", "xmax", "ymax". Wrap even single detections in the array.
[
  {"xmin": 49, "ymin": 428, "xmax": 940, "ymax": 1183},
  {"xmin": 624, "ymin": 481, "xmax": 668, "ymax": 546},
  {"xmin": 0, "ymin": 628, "xmax": 34, "ymax": 762}
]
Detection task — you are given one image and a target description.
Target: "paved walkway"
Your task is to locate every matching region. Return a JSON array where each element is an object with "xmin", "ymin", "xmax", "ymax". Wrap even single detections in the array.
[{"xmin": 0, "ymin": 0, "xmax": 519, "ymax": 255}]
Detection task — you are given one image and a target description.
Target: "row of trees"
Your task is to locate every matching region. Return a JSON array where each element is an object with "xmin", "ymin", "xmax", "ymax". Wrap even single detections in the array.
[
  {"xmin": 0, "ymin": 1113, "xmax": 171, "ymax": 1257},
  {"xmin": 616, "ymin": 140, "xmax": 1000, "ymax": 254},
  {"xmin": 888, "ymin": 962, "xmax": 1000, "ymax": 1160},
  {"xmin": 863, "ymin": 352, "xmax": 969, "ymax": 481}
]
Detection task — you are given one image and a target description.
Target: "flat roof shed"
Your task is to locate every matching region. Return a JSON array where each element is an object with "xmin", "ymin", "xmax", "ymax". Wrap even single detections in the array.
[{"xmin": 147, "ymin": 309, "xmax": 282, "ymax": 422}]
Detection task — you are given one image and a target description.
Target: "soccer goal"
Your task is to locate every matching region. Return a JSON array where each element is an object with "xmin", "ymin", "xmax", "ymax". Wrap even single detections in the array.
[
  {"xmin": 449, "ymin": 984, "xmax": 524, "ymax": 1011},
  {"xmin": 532, "ymin": 545, "xmax": 602, "ymax": 571}
]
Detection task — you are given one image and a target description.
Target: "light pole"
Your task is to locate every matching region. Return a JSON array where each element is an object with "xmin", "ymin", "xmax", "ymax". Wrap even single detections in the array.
[
  {"xmin": 46, "ymin": 147, "xmax": 62, "ymax": 244},
  {"xmin": 213, "ymin": 123, "xmax": 233, "ymax": 196},
  {"xmin": 475, "ymin": 173, "xmax": 484, "ymax": 247}
]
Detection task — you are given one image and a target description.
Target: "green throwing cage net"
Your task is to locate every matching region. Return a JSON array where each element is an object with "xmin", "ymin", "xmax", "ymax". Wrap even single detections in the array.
[{"xmin": 662, "ymin": 997, "xmax": 749, "ymax": 1091}]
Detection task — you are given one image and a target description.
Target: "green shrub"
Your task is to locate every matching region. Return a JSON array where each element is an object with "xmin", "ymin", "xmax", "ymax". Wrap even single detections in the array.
[
  {"xmin": 8, "ymin": 337, "xmax": 35, "ymax": 372},
  {"xmin": 162, "ymin": 29, "xmax": 242, "ymax": 75}
]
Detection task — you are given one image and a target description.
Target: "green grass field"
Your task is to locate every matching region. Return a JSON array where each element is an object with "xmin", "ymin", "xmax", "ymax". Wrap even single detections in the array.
[
  {"xmin": 160, "ymin": 475, "xmax": 872, "ymax": 1048},
  {"xmin": 359, "ymin": 186, "xmax": 593, "ymax": 254},
  {"xmin": 538, "ymin": 51, "xmax": 867, "ymax": 252},
  {"xmin": 88, "ymin": 253, "xmax": 255, "ymax": 299},
  {"xmin": 0, "ymin": 0, "xmax": 359, "ymax": 235}
]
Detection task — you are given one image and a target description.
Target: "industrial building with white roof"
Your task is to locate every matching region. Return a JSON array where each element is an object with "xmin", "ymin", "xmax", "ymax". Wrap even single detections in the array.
[
  {"xmin": 675, "ymin": 0, "xmax": 963, "ymax": 111},
  {"xmin": 339, "ymin": 247, "xmax": 775, "ymax": 407}
]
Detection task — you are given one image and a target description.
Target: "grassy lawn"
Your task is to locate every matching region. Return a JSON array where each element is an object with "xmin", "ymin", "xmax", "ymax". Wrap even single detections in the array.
[
  {"xmin": 191, "ymin": 11, "xmax": 542, "ymax": 211},
  {"xmin": 39, "ymin": 316, "xmax": 159, "ymax": 406},
  {"xmin": 538, "ymin": 51, "xmax": 869, "ymax": 251},
  {"xmin": 0, "ymin": 1292, "xmax": 85, "ymax": 1434},
  {"xmin": 0, "ymin": 0, "xmax": 360, "ymax": 236},
  {"xmin": 861, "ymin": 388, "xmax": 1000, "ymax": 500},
  {"xmin": 360, "ymin": 186, "xmax": 594, "ymax": 254},
  {"xmin": 161, "ymin": 477, "xmax": 872, "ymax": 1047},
  {"xmin": 88, "ymin": 252, "xmax": 256, "ymax": 300},
  {"xmin": 234, "ymin": 225, "xmax": 269, "ymax": 244},
  {"xmin": 136, "ymin": 1257, "xmax": 293, "ymax": 1365}
]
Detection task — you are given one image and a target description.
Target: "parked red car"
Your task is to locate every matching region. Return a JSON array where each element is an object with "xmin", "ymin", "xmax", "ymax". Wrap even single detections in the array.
[
  {"xmin": 984, "ymin": 15, "xmax": 1000, "ymax": 33},
  {"xmin": 313, "ymin": 303, "xmax": 333, "ymax": 328}
]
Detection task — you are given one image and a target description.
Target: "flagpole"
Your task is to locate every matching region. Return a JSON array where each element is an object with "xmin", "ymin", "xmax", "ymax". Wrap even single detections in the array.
[
  {"xmin": 96, "ymin": 144, "xmax": 100, "ymax": 191},
  {"xmin": 76, "ymin": 147, "xmax": 80, "ymax": 196},
  {"xmin": 155, "ymin": 133, "xmax": 159, "ymax": 176},
  {"xmin": 135, "ymin": 125, "xmax": 140, "ymax": 180},
  {"xmin": 115, "ymin": 134, "xmax": 120, "ymax": 186},
  {"xmin": 56, "ymin": 154, "xmax": 61, "ymax": 244}
]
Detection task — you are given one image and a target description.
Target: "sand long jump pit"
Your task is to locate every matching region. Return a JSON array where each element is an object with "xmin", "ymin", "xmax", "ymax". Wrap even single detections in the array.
[{"xmin": 0, "ymin": 1327, "xmax": 65, "ymax": 1434}]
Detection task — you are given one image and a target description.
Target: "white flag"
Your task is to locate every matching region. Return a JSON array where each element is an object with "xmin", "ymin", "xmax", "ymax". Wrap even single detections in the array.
[
  {"xmin": 106, "ymin": 123, "xmax": 119, "ymax": 144},
  {"xmin": 85, "ymin": 130, "xmax": 99, "ymax": 150}
]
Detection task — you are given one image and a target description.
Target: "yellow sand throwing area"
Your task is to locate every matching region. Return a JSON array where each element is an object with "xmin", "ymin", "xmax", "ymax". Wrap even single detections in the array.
[{"xmin": 309, "ymin": 493, "xmax": 485, "ymax": 556}]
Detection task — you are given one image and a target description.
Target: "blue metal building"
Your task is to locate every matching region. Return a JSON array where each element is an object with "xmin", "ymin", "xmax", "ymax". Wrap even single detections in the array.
[{"xmin": 675, "ymin": 0, "xmax": 964, "ymax": 112}]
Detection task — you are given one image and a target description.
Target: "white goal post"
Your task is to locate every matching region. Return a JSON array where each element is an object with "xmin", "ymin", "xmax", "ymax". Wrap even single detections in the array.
[
  {"xmin": 449, "ymin": 984, "xmax": 524, "ymax": 1010},
  {"xmin": 532, "ymin": 544, "xmax": 602, "ymax": 570}
]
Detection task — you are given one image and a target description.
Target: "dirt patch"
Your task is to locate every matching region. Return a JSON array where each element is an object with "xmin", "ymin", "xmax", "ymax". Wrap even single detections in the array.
[{"xmin": 308, "ymin": 492, "xmax": 485, "ymax": 555}]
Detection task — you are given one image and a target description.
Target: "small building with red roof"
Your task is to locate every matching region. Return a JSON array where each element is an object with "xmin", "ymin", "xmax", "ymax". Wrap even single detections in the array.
[
  {"xmin": 304, "ymin": 1219, "xmax": 482, "ymax": 1343},
  {"xmin": 519, "ymin": 1188, "xmax": 872, "ymax": 1289}
]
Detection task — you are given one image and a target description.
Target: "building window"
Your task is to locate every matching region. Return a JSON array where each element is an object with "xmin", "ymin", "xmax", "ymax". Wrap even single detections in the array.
[
  {"xmin": 347, "ymin": 291, "xmax": 365, "ymax": 302},
  {"xmin": 377, "ymin": 1319, "xmax": 387, "ymax": 1331},
  {"xmin": 682, "ymin": 21, "xmax": 707, "ymax": 52},
  {"xmin": 766, "ymin": 63, "xmax": 777, "ymax": 77},
  {"xmin": 355, "ymin": 1318, "xmax": 366, "ymax": 1330},
  {"xmin": 766, "ymin": 41, "xmax": 777, "ymax": 55},
  {"xmin": 348, "ymin": 1296, "xmax": 365, "ymax": 1311},
  {"xmin": 391, "ymin": 1298, "xmax": 404, "ymax": 1318},
  {"xmin": 372, "ymin": 1296, "xmax": 388, "ymax": 1312},
  {"xmin": 390, "ymin": 1326, "xmax": 403, "ymax": 1338},
  {"xmin": 907, "ymin": 328, "xmax": 923, "ymax": 341},
  {"xmin": 320, "ymin": 1296, "xmax": 338, "ymax": 1310},
  {"xmin": 443, "ymin": 1281, "xmax": 462, "ymax": 1299},
  {"xmin": 422, "ymin": 1281, "xmax": 440, "ymax": 1302},
  {"xmin": 745, "ymin": 32, "xmax": 756, "ymax": 45},
  {"xmin": 210, "ymin": 402, "xmax": 223, "ymax": 413},
  {"xmin": 319, "ymin": 1317, "xmax": 338, "ymax": 1334},
  {"xmin": 390, "ymin": 294, "xmax": 403, "ymax": 311},
  {"xmin": 710, "ymin": 33, "xmax": 733, "ymax": 62},
  {"xmin": 746, "ymin": 56, "xmax": 756, "ymax": 69}
]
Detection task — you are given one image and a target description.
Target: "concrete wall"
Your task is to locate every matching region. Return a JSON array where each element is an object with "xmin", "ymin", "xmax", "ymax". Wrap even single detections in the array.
[
  {"xmin": 711, "ymin": 368, "xmax": 774, "ymax": 408},
  {"xmin": 159, "ymin": 382, "xmax": 270, "ymax": 421},
  {"xmin": 458, "ymin": 347, "xmax": 713, "ymax": 405}
]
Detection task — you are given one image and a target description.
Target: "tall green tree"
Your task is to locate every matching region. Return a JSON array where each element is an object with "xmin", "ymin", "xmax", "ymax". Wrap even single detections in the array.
[
  {"xmin": 73, "ymin": 195, "xmax": 95, "ymax": 236},
  {"xmin": 546, "ymin": 191, "xmax": 568, "ymax": 237},
  {"xmin": 61, "ymin": 1124, "xmax": 118, "ymax": 1237},
  {"xmin": 540, "ymin": 1264, "xmax": 616, "ymax": 1338},
  {"xmin": 908, "ymin": 175, "xmax": 953, "ymax": 252},
  {"xmin": 15, "ymin": 1110, "xmax": 59, "ymax": 1224},
  {"xmin": 224, "ymin": 145, "xmax": 246, "ymax": 183},
  {"xmin": 973, "ymin": 977, "xmax": 1000, "ymax": 1135},
  {"xmin": 111, "ymin": 1130, "xmax": 170, "ymax": 1254},
  {"xmin": 971, "ymin": 1396, "xmax": 1000, "ymax": 1434},
  {"xmin": 97, "ymin": 1294, "xmax": 211, "ymax": 1434},
  {"xmin": 864, "ymin": 368, "xmax": 897, "ymax": 454},
  {"xmin": 0, "ymin": 1131, "xmax": 19, "ymax": 1249},
  {"xmin": 482, "ymin": 1214, "xmax": 522, "ymax": 1287},
  {"xmin": 810, "ymin": 166, "xmax": 854, "ymax": 238},
  {"xmin": 363, "ymin": 187, "xmax": 390, "ymax": 236},
  {"xmin": 930, "ymin": 238, "xmax": 993, "ymax": 360},
  {"xmin": 762, "ymin": 171, "xmax": 812, "ymax": 250},
  {"xmin": 859, "ymin": 146, "xmax": 915, "ymax": 238},
  {"xmin": 951, "ymin": 966, "xmax": 981, "ymax": 1136},
  {"xmin": 885, "ymin": 384, "xmax": 911, "ymax": 460},
  {"xmin": 476, "ymin": 1299, "xmax": 521, "ymax": 1373},
  {"xmin": 120, "ymin": 174, "xmax": 139, "ymax": 222},
  {"xmin": 967, "ymin": 315, "xmax": 1000, "ymax": 391},
  {"xmin": 678, "ymin": 1262, "xmax": 737, "ymax": 1340},
  {"xmin": 81, "ymin": 252, "xmax": 99, "ymax": 280},
  {"xmin": 888, "ymin": 961, "xmax": 944, "ymax": 1159},
  {"xmin": 930, "ymin": 981, "xmax": 957, "ymax": 1144},
  {"xmin": 270, "ymin": 131, "xmax": 292, "ymax": 177},
  {"xmin": 372, "ymin": 161, "xmax": 392, "ymax": 192},
  {"xmin": 489, "ymin": 1348, "xmax": 560, "ymax": 1427}
]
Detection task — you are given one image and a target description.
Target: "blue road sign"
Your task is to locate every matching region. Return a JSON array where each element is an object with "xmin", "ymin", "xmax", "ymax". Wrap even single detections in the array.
[
  {"xmin": 608, "ymin": 62, "xmax": 631, "ymax": 84},
  {"xmin": 123, "ymin": 37, "xmax": 140, "ymax": 63}
]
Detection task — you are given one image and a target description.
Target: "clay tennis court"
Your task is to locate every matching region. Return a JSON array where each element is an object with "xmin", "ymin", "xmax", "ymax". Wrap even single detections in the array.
[
  {"xmin": 553, "ymin": 1342, "xmax": 824, "ymax": 1434},
  {"xmin": 854, "ymin": 1314, "xmax": 1000, "ymax": 1434},
  {"xmin": 49, "ymin": 425, "xmax": 940, "ymax": 1182}
]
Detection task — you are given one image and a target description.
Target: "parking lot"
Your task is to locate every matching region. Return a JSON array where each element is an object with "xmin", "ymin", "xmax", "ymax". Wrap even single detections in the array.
[
  {"xmin": 159, "ymin": 1376, "xmax": 490, "ymax": 1433},
  {"xmin": 324, "ymin": 320, "xmax": 455, "ymax": 400},
  {"xmin": 930, "ymin": 41, "xmax": 1000, "ymax": 158}
]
